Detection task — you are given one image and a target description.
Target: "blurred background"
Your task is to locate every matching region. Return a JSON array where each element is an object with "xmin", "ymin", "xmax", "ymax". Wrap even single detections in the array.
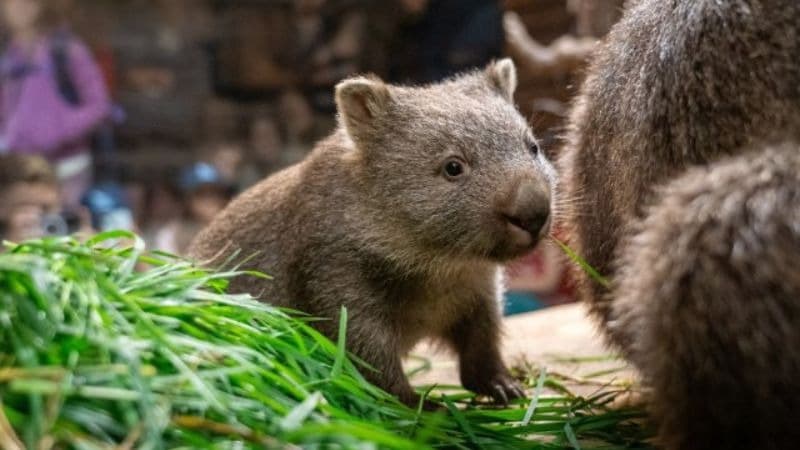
[{"xmin": 0, "ymin": 0, "xmax": 623, "ymax": 313}]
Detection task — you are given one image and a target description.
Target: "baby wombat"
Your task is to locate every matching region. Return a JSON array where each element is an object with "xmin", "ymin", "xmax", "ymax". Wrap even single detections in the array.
[
  {"xmin": 559, "ymin": 0, "xmax": 800, "ymax": 448},
  {"xmin": 189, "ymin": 59, "xmax": 555, "ymax": 406}
]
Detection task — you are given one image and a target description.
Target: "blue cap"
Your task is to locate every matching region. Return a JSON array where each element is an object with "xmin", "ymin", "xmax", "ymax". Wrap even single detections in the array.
[
  {"xmin": 81, "ymin": 182, "xmax": 134, "ymax": 231},
  {"xmin": 82, "ymin": 182, "xmax": 128, "ymax": 215},
  {"xmin": 178, "ymin": 162, "xmax": 225, "ymax": 192}
]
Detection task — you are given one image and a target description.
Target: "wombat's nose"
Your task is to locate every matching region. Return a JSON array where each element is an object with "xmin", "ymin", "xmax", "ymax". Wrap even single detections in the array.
[
  {"xmin": 503, "ymin": 210, "xmax": 549, "ymax": 238},
  {"xmin": 501, "ymin": 179, "xmax": 551, "ymax": 238}
]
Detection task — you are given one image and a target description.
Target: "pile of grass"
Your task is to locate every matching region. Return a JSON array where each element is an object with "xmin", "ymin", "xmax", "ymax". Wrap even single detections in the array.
[{"xmin": 0, "ymin": 232, "xmax": 653, "ymax": 449}]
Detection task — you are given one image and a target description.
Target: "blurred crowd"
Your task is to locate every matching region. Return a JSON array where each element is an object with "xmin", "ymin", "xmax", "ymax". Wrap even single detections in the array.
[
  {"xmin": 0, "ymin": 0, "xmax": 520, "ymax": 252},
  {"xmin": 0, "ymin": 0, "xmax": 622, "ymax": 309}
]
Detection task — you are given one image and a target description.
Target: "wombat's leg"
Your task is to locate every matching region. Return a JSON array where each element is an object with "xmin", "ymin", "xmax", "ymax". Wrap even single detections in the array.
[
  {"xmin": 352, "ymin": 333, "xmax": 421, "ymax": 407},
  {"xmin": 446, "ymin": 296, "xmax": 525, "ymax": 404},
  {"xmin": 351, "ymin": 321, "xmax": 443, "ymax": 409},
  {"xmin": 289, "ymin": 262, "xmax": 433, "ymax": 408},
  {"xmin": 311, "ymin": 302, "xmax": 429, "ymax": 408}
]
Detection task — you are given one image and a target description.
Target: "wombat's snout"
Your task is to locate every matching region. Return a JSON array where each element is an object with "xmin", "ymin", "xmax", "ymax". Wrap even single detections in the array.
[
  {"xmin": 503, "ymin": 210, "xmax": 549, "ymax": 239},
  {"xmin": 499, "ymin": 177, "xmax": 551, "ymax": 246}
]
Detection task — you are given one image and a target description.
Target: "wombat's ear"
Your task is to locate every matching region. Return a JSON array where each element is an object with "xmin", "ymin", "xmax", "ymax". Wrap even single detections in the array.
[
  {"xmin": 485, "ymin": 58, "xmax": 518, "ymax": 101},
  {"xmin": 335, "ymin": 76, "xmax": 392, "ymax": 140}
]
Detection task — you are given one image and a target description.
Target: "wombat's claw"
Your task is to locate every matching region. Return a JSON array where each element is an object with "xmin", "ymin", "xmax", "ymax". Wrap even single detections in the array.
[
  {"xmin": 479, "ymin": 374, "xmax": 526, "ymax": 405},
  {"xmin": 496, "ymin": 381, "xmax": 526, "ymax": 405},
  {"xmin": 493, "ymin": 384, "xmax": 510, "ymax": 404}
]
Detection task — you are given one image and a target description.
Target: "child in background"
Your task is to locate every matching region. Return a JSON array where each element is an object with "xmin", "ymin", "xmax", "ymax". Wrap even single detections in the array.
[
  {"xmin": 0, "ymin": 0, "xmax": 111, "ymax": 207},
  {"xmin": 139, "ymin": 180, "xmax": 183, "ymax": 251},
  {"xmin": 0, "ymin": 153, "xmax": 91, "ymax": 242},
  {"xmin": 153, "ymin": 162, "xmax": 235, "ymax": 255}
]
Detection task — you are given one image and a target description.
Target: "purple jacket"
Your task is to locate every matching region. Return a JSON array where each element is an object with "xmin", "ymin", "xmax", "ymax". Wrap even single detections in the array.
[{"xmin": 0, "ymin": 33, "xmax": 110, "ymax": 160}]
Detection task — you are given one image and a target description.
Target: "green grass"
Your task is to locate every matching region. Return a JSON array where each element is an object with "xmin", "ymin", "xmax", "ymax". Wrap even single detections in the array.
[
  {"xmin": 549, "ymin": 238, "xmax": 610, "ymax": 289},
  {"xmin": 0, "ymin": 232, "xmax": 653, "ymax": 449}
]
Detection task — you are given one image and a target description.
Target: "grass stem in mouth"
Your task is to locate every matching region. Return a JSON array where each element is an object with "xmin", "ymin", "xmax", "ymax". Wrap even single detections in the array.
[{"xmin": 549, "ymin": 236, "xmax": 611, "ymax": 288}]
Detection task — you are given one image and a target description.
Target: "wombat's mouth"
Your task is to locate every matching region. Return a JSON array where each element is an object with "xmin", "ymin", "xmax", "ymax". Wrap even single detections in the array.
[
  {"xmin": 502, "ymin": 213, "xmax": 550, "ymax": 242},
  {"xmin": 490, "ymin": 213, "xmax": 550, "ymax": 260},
  {"xmin": 504, "ymin": 219, "xmax": 536, "ymax": 250}
]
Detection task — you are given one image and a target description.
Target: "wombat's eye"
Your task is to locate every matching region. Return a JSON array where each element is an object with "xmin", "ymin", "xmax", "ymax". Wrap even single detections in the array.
[
  {"xmin": 528, "ymin": 141, "xmax": 539, "ymax": 155},
  {"xmin": 442, "ymin": 158, "xmax": 466, "ymax": 180}
]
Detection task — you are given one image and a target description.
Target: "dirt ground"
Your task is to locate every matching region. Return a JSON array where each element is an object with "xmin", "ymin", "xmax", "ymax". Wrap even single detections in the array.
[{"xmin": 406, "ymin": 303, "xmax": 639, "ymax": 396}]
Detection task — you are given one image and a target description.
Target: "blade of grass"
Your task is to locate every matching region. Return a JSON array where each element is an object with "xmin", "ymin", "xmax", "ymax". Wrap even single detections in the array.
[
  {"xmin": 550, "ymin": 237, "xmax": 610, "ymax": 288},
  {"xmin": 522, "ymin": 366, "xmax": 547, "ymax": 426},
  {"xmin": 330, "ymin": 306, "xmax": 348, "ymax": 378},
  {"xmin": 280, "ymin": 392, "xmax": 323, "ymax": 431}
]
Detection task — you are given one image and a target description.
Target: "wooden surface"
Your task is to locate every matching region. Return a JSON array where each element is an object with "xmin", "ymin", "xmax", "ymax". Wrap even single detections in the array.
[{"xmin": 405, "ymin": 303, "xmax": 638, "ymax": 394}]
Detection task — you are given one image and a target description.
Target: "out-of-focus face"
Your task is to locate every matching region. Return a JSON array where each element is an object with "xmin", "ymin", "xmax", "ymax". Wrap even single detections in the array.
[
  {"xmin": 2, "ymin": 181, "xmax": 60, "ymax": 214},
  {"xmin": 251, "ymin": 117, "xmax": 283, "ymax": 164},
  {"xmin": 210, "ymin": 145, "xmax": 243, "ymax": 181},
  {"xmin": 2, "ymin": 0, "xmax": 43, "ymax": 34},
  {"xmin": 400, "ymin": 0, "xmax": 428, "ymax": 15},
  {"xmin": 188, "ymin": 187, "xmax": 228, "ymax": 225},
  {"xmin": 0, "ymin": 181, "xmax": 60, "ymax": 241}
]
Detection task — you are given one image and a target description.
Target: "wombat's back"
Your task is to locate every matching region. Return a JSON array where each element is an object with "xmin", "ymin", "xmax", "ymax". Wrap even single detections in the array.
[
  {"xmin": 188, "ymin": 135, "xmax": 363, "ymax": 304},
  {"xmin": 188, "ymin": 161, "xmax": 310, "ymax": 302},
  {"xmin": 559, "ymin": 0, "xmax": 800, "ymax": 322},
  {"xmin": 613, "ymin": 144, "xmax": 800, "ymax": 450}
]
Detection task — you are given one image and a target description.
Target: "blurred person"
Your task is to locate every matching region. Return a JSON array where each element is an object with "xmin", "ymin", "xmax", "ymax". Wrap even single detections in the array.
[
  {"xmin": 124, "ymin": 180, "xmax": 146, "ymax": 231},
  {"xmin": 299, "ymin": 0, "xmax": 365, "ymax": 88},
  {"xmin": 0, "ymin": 0, "xmax": 111, "ymax": 207},
  {"xmin": 0, "ymin": 153, "xmax": 90, "ymax": 242},
  {"xmin": 279, "ymin": 89, "xmax": 315, "ymax": 145},
  {"xmin": 207, "ymin": 143, "xmax": 242, "ymax": 183},
  {"xmin": 290, "ymin": 0, "xmax": 369, "ymax": 118},
  {"xmin": 388, "ymin": 0, "xmax": 504, "ymax": 83},
  {"xmin": 140, "ymin": 179, "xmax": 183, "ymax": 249},
  {"xmin": 278, "ymin": 90, "xmax": 329, "ymax": 164},
  {"xmin": 249, "ymin": 115, "xmax": 284, "ymax": 171},
  {"xmin": 153, "ymin": 162, "xmax": 234, "ymax": 255},
  {"xmin": 202, "ymin": 140, "xmax": 261, "ymax": 190},
  {"xmin": 81, "ymin": 182, "xmax": 135, "ymax": 232}
]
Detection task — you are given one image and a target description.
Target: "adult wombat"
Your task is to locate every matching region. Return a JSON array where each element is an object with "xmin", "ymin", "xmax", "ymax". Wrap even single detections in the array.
[{"xmin": 559, "ymin": 0, "xmax": 800, "ymax": 448}]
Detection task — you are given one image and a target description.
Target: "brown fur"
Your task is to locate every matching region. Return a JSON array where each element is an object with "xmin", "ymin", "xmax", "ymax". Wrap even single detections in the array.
[
  {"xmin": 561, "ymin": 0, "xmax": 800, "ymax": 324},
  {"xmin": 559, "ymin": 0, "xmax": 800, "ymax": 448},
  {"xmin": 189, "ymin": 60, "xmax": 556, "ymax": 407},
  {"xmin": 613, "ymin": 145, "xmax": 800, "ymax": 450}
]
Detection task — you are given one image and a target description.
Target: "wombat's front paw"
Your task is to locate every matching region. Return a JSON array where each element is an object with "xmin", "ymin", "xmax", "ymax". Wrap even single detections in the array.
[{"xmin": 464, "ymin": 371, "xmax": 526, "ymax": 405}]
